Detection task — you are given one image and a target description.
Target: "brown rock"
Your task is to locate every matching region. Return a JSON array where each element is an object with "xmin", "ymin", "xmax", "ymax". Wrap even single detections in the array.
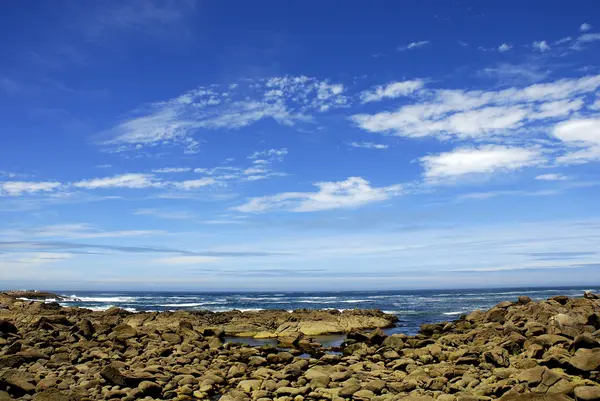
[
  {"xmin": 569, "ymin": 348, "xmax": 600, "ymax": 372},
  {"xmin": 575, "ymin": 386, "xmax": 600, "ymax": 401}
]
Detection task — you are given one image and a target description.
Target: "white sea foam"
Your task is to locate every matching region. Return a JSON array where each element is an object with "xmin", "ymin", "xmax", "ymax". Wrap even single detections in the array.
[
  {"xmin": 443, "ymin": 311, "xmax": 465, "ymax": 316},
  {"xmin": 62, "ymin": 295, "xmax": 137, "ymax": 303},
  {"xmin": 73, "ymin": 305, "xmax": 138, "ymax": 312},
  {"xmin": 17, "ymin": 297, "xmax": 58, "ymax": 303}
]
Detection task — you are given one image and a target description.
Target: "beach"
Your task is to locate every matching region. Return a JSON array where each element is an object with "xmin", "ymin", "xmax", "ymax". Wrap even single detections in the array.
[{"xmin": 1, "ymin": 290, "xmax": 600, "ymax": 400}]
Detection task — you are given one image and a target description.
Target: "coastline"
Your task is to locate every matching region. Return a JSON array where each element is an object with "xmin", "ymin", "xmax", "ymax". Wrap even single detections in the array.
[{"xmin": 1, "ymin": 291, "xmax": 600, "ymax": 400}]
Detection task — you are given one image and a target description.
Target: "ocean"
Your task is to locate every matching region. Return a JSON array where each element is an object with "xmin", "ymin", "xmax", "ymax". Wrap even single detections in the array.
[{"xmin": 39, "ymin": 286, "xmax": 596, "ymax": 336}]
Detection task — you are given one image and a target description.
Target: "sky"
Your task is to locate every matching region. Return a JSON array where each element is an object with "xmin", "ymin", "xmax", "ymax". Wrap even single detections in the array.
[{"xmin": 1, "ymin": 0, "xmax": 600, "ymax": 291}]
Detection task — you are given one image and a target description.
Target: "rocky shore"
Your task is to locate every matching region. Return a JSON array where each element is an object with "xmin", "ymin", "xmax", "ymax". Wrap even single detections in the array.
[{"xmin": 1, "ymin": 291, "xmax": 600, "ymax": 401}]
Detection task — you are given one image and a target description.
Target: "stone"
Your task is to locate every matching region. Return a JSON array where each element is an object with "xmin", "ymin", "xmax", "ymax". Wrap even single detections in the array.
[
  {"xmin": 382, "ymin": 334, "xmax": 405, "ymax": 351},
  {"xmin": 367, "ymin": 328, "xmax": 387, "ymax": 345},
  {"xmin": 111, "ymin": 324, "xmax": 137, "ymax": 340},
  {"xmin": 161, "ymin": 332, "xmax": 182, "ymax": 344},
  {"xmin": 353, "ymin": 389, "xmax": 375, "ymax": 400},
  {"xmin": 575, "ymin": 386, "xmax": 600, "ymax": 401},
  {"xmin": 339, "ymin": 384, "xmax": 362, "ymax": 398},
  {"xmin": 363, "ymin": 379, "xmax": 386, "ymax": 394},
  {"xmin": 518, "ymin": 296, "xmax": 533, "ymax": 305},
  {"xmin": 138, "ymin": 381, "xmax": 162, "ymax": 397},
  {"xmin": 500, "ymin": 393, "xmax": 572, "ymax": 401},
  {"xmin": 238, "ymin": 379, "xmax": 262, "ymax": 393},
  {"xmin": 32, "ymin": 390, "xmax": 71, "ymax": 401},
  {"xmin": 569, "ymin": 348, "xmax": 600, "ymax": 372}
]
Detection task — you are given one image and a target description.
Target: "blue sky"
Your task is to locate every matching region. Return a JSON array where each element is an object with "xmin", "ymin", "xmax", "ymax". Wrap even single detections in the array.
[{"xmin": 1, "ymin": 0, "xmax": 600, "ymax": 291}]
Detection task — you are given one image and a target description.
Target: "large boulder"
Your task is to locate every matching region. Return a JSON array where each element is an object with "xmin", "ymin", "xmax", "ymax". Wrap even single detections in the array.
[{"xmin": 569, "ymin": 348, "xmax": 600, "ymax": 372}]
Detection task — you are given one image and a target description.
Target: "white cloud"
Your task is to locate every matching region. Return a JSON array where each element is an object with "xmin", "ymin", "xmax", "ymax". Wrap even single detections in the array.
[
  {"xmin": 535, "ymin": 173, "xmax": 569, "ymax": 181},
  {"xmin": 553, "ymin": 118, "xmax": 600, "ymax": 165},
  {"xmin": 479, "ymin": 63, "xmax": 551, "ymax": 84},
  {"xmin": 498, "ymin": 43, "xmax": 512, "ymax": 52},
  {"xmin": 0, "ymin": 170, "xmax": 31, "ymax": 178},
  {"xmin": 399, "ymin": 41, "xmax": 430, "ymax": 51},
  {"xmin": 153, "ymin": 256, "xmax": 221, "ymax": 265},
  {"xmin": 104, "ymin": 77, "xmax": 348, "ymax": 153},
  {"xmin": 553, "ymin": 118, "xmax": 600, "ymax": 146},
  {"xmin": 0, "ymin": 181, "xmax": 62, "ymax": 196},
  {"xmin": 151, "ymin": 167, "xmax": 192, "ymax": 173},
  {"xmin": 74, "ymin": 173, "xmax": 159, "ymax": 189},
  {"xmin": 234, "ymin": 177, "xmax": 402, "ymax": 213},
  {"xmin": 172, "ymin": 178, "xmax": 217, "ymax": 190},
  {"xmin": 134, "ymin": 209, "xmax": 195, "ymax": 219},
  {"xmin": 360, "ymin": 80, "xmax": 425, "ymax": 103},
  {"xmin": 348, "ymin": 142, "xmax": 389, "ymax": 150},
  {"xmin": 248, "ymin": 148, "xmax": 288, "ymax": 159},
  {"xmin": 535, "ymin": 98, "xmax": 584, "ymax": 118},
  {"xmin": 351, "ymin": 75, "xmax": 600, "ymax": 140},
  {"xmin": 96, "ymin": 164, "xmax": 112, "ymax": 168},
  {"xmin": 590, "ymin": 99, "xmax": 600, "ymax": 110},
  {"xmin": 419, "ymin": 145, "xmax": 544, "ymax": 180},
  {"xmin": 15, "ymin": 223, "xmax": 161, "ymax": 239},
  {"xmin": 577, "ymin": 33, "xmax": 600, "ymax": 43},
  {"xmin": 532, "ymin": 41, "xmax": 551, "ymax": 52},
  {"xmin": 580, "ymin": 23, "xmax": 593, "ymax": 32}
]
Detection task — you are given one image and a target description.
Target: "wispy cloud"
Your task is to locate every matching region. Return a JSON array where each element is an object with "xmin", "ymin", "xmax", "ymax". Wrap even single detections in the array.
[
  {"xmin": 348, "ymin": 142, "xmax": 389, "ymax": 150},
  {"xmin": 74, "ymin": 173, "xmax": 160, "ymax": 189},
  {"xmin": 398, "ymin": 41, "xmax": 430, "ymax": 51},
  {"xmin": 151, "ymin": 167, "xmax": 192, "ymax": 173},
  {"xmin": 532, "ymin": 40, "xmax": 551, "ymax": 52},
  {"xmin": 497, "ymin": 43, "xmax": 512, "ymax": 52},
  {"xmin": 351, "ymin": 75, "xmax": 599, "ymax": 143},
  {"xmin": 479, "ymin": 62, "xmax": 551, "ymax": 84},
  {"xmin": 0, "ymin": 181, "xmax": 62, "ymax": 196},
  {"xmin": 134, "ymin": 208, "xmax": 196, "ymax": 220},
  {"xmin": 580, "ymin": 23, "xmax": 593, "ymax": 32},
  {"xmin": 153, "ymin": 255, "xmax": 221, "ymax": 265},
  {"xmin": 234, "ymin": 177, "xmax": 402, "ymax": 213},
  {"xmin": 102, "ymin": 77, "xmax": 347, "ymax": 153},
  {"xmin": 535, "ymin": 173, "xmax": 569, "ymax": 181},
  {"xmin": 360, "ymin": 80, "xmax": 425, "ymax": 103},
  {"xmin": 78, "ymin": 0, "xmax": 196, "ymax": 44}
]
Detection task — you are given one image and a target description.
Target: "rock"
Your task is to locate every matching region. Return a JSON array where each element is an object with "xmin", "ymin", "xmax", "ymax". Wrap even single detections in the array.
[
  {"xmin": 367, "ymin": 328, "xmax": 387, "ymax": 345},
  {"xmin": 572, "ymin": 334, "xmax": 599, "ymax": 350},
  {"xmin": 111, "ymin": 323, "xmax": 137, "ymax": 340},
  {"xmin": 0, "ymin": 369, "xmax": 35, "ymax": 395},
  {"xmin": 161, "ymin": 332, "xmax": 182, "ymax": 344},
  {"xmin": 575, "ymin": 386, "xmax": 600, "ymax": 401},
  {"xmin": 32, "ymin": 390, "xmax": 71, "ymax": 401},
  {"xmin": 382, "ymin": 334, "xmax": 405, "ymax": 351},
  {"xmin": 100, "ymin": 366, "xmax": 142, "ymax": 387},
  {"xmin": 500, "ymin": 393, "xmax": 572, "ymax": 400},
  {"xmin": 569, "ymin": 348, "xmax": 600, "ymax": 372},
  {"xmin": 138, "ymin": 381, "xmax": 162, "ymax": 397},
  {"xmin": 353, "ymin": 389, "xmax": 375, "ymax": 400},
  {"xmin": 363, "ymin": 379, "xmax": 386, "ymax": 394},
  {"xmin": 518, "ymin": 296, "xmax": 533, "ymax": 305},
  {"xmin": 237, "ymin": 379, "xmax": 262, "ymax": 393},
  {"xmin": 0, "ymin": 320, "xmax": 17, "ymax": 336},
  {"xmin": 483, "ymin": 347, "xmax": 510, "ymax": 367},
  {"xmin": 339, "ymin": 384, "xmax": 362, "ymax": 397},
  {"xmin": 584, "ymin": 291, "xmax": 599, "ymax": 300},
  {"xmin": 0, "ymin": 355, "xmax": 25, "ymax": 369},
  {"xmin": 275, "ymin": 387, "xmax": 304, "ymax": 396},
  {"xmin": 550, "ymin": 295, "xmax": 570, "ymax": 305},
  {"xmin": 208, "ymin": 336, "xmax": 223, "ymax": 350},
  {"xmin": 0, "ymin": 391, "xmax": 15, "ymax": 401}
]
